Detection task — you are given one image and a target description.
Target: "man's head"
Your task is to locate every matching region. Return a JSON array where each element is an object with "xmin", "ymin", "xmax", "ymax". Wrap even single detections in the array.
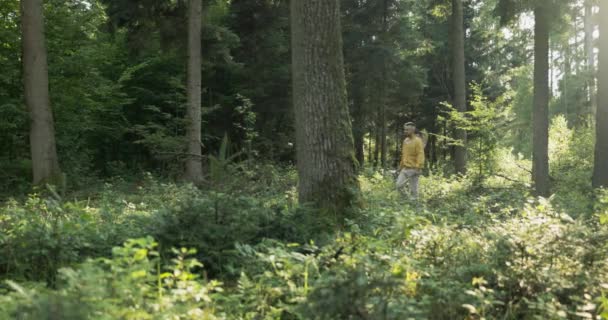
[{"xmin": 404, "ymin": 122, "xmax": 416, "ymax": 137}]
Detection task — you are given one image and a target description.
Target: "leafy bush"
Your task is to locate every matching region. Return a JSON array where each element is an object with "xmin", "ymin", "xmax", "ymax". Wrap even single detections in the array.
[
  {"xmin": 151, "ymin": 190, "xmax": 295, "ymax": 278},
  {"xmin": 0, "ymin": 237, "xmax": 223, "ymax": 320},
  {"xmin": 0, "ymin": 171, "xmax": 299, "ymax": 283},
  {"xmin": 549, "ymin": 120, "xmax": 595, "ymax": 217},
  {"xmin": 0, "ymin": 188, "xmax": 152, "ymax": 284}
]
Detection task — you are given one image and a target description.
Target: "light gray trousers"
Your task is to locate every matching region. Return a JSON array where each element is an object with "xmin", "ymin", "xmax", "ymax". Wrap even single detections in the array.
[{"xmin": 396, "ymin": 169, "xmax": 420, "ymax": 198}]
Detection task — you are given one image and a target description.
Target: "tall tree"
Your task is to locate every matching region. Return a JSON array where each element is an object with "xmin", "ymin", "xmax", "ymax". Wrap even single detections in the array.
[
  {"xmin": 21, "ymin": 0, "xmax": 61, "ymax": 185},
  {"xmin": 452, "ymin": 0, "xmax": 467, "ymax": 174},
  {"xmin": 291, "ymin": 0, "xmax": 358, "ymax": 213},
  {"xmin": 593, "ymin": 0, "xmax": 608, "ymax": 188},
  {"xmin": 496, "ymin": 0, "xmax": 555, "ymax": 196},
  {"xmin": 184, "ymin": 0, "xmax": 203, "ymax": 184},
  {"xmin": 379, "ymin": 0, "xmax": 389, "ymax": 169},
  {"xmin": 532, "ymin": 2, "xmax": 551, "ymax": 196},
  {"xmin": 495, "ymin": 0, "xmax": 569, "ymax": 177},
  {"xmin": 584, "ymin": 0, "xmax": 596, "ymax": 117}
]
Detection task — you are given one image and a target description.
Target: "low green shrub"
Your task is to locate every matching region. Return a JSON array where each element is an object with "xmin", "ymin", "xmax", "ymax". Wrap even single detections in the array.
[{"xmin": 0, "ymin": 237, "xmax": 223, "ymax": 320}]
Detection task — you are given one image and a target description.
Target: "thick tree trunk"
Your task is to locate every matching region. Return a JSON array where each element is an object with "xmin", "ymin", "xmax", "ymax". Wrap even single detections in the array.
[
  {"xmin": 452, "ymin": 0, "xmax": 467, "ymax": 175},
  {"xmin": 585, "ymin": 1, "xmax": 597, "ymax": 118},
  {"xmin": 291, "ymin": 0, "xmax": 358, "ymax": 212},
  {"xmin": 532, "ymin": 5, "xmax": 551, "ymax": 197},
  {"xmin": 549, "ymin": 43, "xmax": 554, "ymax": 94},
  {"xmin": 593, "ymin": 0, "xmax": 608, "ymax": 188},
  {"xmin": 185, "ymin": 0, "xmax": 203, "ymax": 184},
  {"xmin": 21, "ymin": 0, "xmax": 61, "ymax": 185}
]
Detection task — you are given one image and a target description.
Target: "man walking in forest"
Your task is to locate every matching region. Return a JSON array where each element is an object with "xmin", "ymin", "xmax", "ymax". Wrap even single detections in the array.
[{"xmin": 396, "ymin": 122, "xmax": 425, "ymax": 199}]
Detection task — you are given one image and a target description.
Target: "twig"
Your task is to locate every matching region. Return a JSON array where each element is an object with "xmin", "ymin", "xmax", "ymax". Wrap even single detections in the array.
[
  {"xmin": 492, "ymin": 173, "xmax": 527, "ymax": 185},
  {"xmin": 514, "ymin": 162, "xmax": 532, "ymax": 174},
  {"xmin": 154, "ymin": 152, "xmax": 208, "ymax": 159}
]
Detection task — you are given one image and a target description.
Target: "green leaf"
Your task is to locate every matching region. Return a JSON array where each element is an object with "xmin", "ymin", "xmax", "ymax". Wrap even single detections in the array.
[{"xmin": 130, "ymin": 270, "xmax": 147, "ymax": 279}]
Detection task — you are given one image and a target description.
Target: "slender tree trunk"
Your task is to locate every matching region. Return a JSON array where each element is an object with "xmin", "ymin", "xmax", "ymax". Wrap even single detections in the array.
[
  {"xmin": 430, "ymin": 134, "xmax": 437, "ymax": 166},
  {"xmin": 430, "ymin": 118, "xmax": 437, "ymax": 166},
  {"xmin": 352, "ymin": 89, "xmax": 365, "ymax": 168},
  {"xmin": 291, "ymin": 0, "xmax": 358, "ymax": 213},
  {"xmin": 585, "ymin": 0, "xmax": 597, "ymax": 118},
  {"xmin": 21, "ymin": 0, "xmax": 61, "ymax": 185},
  {"xmin": 380, "ymin": 105, "xmax": 387, "ymax": 169},
  {"xmin": 379, "ymin": 0, "xmax": 389, "ymax": 170},
  {"xmin": 368, "ymin": 127, "xmax": 373, "ymax": 164},
  {"xmin": 593, "ymin": 0, "xmax": 608, "ymax": 188},
  {"xmin": 374, "ymin": 118, "xmax": 380, "ymax": 167},
  {"xmin": 532, "ymin": 5, "xmax": 551, "ymax": 197},
  {"xmin": 394, "ymin": 125, "xmax": 400, "ymax": 168},
  {"xmin": 185, "ymin": 0, "xmax": 203, "ymax": 184},
  {"xmin": 565, "ymin": 44, "xmax": 571, "ymax": 121},
  {"xmin": 443, "ymin": 122, "xmax": 448, "ymax": 162},
  {"xmin": 452, "ymin": 0, "xmax": 467, "ymax": 175},
  {"xmin": 570, "ymin": 10, "xmax": 584, "ymax": 126},
  {"xmin": 574, "ymin": 9, "xmax": 581, "ymax": 72}
]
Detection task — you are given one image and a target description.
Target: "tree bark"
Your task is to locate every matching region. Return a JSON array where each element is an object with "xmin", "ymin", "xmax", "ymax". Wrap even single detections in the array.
[
  {"xmin": 585, "ymin": 0, "xmax": 597, "ymax": 118},
  {"xmin": 452, "ymin": 0, "xmax": 467, "ymax": 175},
  {"xmin": 21, "ymin": 0, "xmax": 61, "ymax": 185},
  {"xmin": 291, "ymin": 0, "xmax": 358, "ymax": 213},
  {"xmin": 593, "ymin": 0, "xmax": 608, "ymax": 188},
  {"xmin": 549, "ymin": 42, "xmax": 554, "ymax": 94},
  {"xmin": 185, "ymin": 0, "xmax": 203, "ymax": 184},
  {"xmin": 532, "ymin": 5, "xmax": 551, "ymax": 197}
]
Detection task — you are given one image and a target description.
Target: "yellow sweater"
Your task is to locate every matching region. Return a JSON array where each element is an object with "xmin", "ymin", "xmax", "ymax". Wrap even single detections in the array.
[{"xmin": 400, "ymin": 136, "xmax": 425, "ymax": 169}]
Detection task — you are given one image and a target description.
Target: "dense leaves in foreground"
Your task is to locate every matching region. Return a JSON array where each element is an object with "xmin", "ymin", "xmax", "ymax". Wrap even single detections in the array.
[{"xmin": 1, "ymin": 154, "xmax": 608, "ymax": 319}]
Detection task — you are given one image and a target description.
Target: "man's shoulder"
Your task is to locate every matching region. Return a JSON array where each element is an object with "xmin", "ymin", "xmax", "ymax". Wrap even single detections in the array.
[{"xmin": 404, "ymin": 136, "xmax": 423, "ymax": 144}]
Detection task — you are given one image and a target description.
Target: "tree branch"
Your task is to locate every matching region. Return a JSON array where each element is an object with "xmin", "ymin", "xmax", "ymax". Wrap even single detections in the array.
[{"xmin": 492, "ymin": 173, "xmax": 527, "ymax": 184}]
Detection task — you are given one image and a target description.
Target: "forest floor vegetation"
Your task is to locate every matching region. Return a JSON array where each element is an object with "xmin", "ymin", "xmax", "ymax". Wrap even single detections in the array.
[{"xmin": 1, "ymin": 158, "xmax": 607, "ymax": 319}]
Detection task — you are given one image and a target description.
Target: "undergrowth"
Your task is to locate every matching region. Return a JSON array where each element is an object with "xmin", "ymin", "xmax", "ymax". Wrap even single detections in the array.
[{"xmin": 1, "ymin": 159, "xmax": 608, "ymax": 319}]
